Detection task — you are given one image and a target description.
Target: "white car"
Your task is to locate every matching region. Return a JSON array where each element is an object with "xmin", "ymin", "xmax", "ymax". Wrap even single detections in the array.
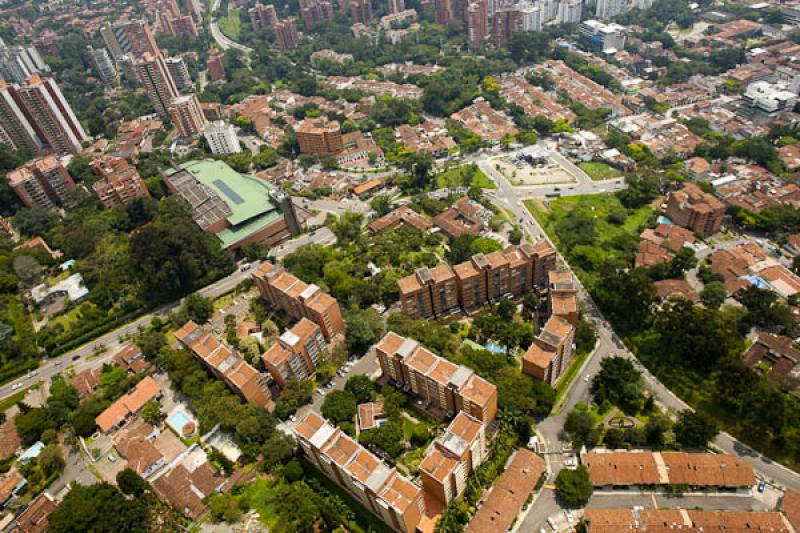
[
  {"xmin": 11, "ymin": 383, "xmax": 22, "ymax": 391},
  {"xmin": 584, "ymin": 374, "xmax": 591, "ymax": 382}
]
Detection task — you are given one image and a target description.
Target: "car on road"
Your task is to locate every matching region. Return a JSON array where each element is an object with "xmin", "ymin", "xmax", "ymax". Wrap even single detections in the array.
[
  {"xmin": 239, "ymin": 263, "xmax": 252, "ymax": 272},
  {"xmin": 289, "ymin": 415, "xmax": 297, "ymax": 423},
  {"xmin": 11, "ymin": 383, "xmax": 22, "ymax": 390},
  {"xmin": 54, "ymin": 360, "xmax": 62, "ymax": 366},
  {"xmin": 758, "ymin": 481, "xmax": 766, "ymax": 492},
  {"xmin": 72, "ymin": 355, "xmax": 80, "ymax": 361},
  {"xmin": 583, "ymin": 374, "xmax": 591, "ymax": 382}
]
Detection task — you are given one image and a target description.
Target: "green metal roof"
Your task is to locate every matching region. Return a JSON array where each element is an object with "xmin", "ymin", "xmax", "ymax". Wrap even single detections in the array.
[{"xmin": 178, "ymin": 159, "xmax": 283, "ymax": 248}]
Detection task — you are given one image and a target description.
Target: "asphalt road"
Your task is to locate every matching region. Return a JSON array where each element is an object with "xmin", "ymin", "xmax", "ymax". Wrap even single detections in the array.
[
  {"xmin": 0, "ymin": 263, "xmax": 258, "ymax": 401},
  {"xmin": 209, "ymin": 0, "xmax": 254, "ymax": 53},
  {"xmin": 269, "ymin": 227, "xmax": 337, "ymax": 260}
]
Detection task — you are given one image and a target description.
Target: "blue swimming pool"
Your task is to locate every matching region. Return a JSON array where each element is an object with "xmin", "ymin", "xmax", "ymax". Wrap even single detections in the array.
[
  {"xmin": 657, "ymin": 215, "xmax": 673, "ymax": 225},
  {"xmin": 167, "ymin": 410, "xmax": 192, "ymax": 434},
  {"xmin": 485, "ymin": 341, "xmax": 506, "ymax": 355}
]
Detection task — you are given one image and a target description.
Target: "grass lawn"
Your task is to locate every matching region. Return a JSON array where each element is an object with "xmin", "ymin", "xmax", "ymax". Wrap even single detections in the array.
[
  {"xmin": 553, "ymin": 349, "xmax": 591, "ymax": 408},
  {"xmin": 578, "ymin": 162, "xmax": 622, "ymax": 181},
  {"xmin": 0, "ymin": 389, "xmax": 26, "ymax": 412},
  {"xmin": 435, "ymin": 165, "xmax": 496, "ymax": 189},
  {"xmin": 218, "ymin": 8, "xmax": 241, "ymax": 40},
  {"xmin": 243, "ymin": 478, "xmax": 281, "ymax": 529},
  {"xmin": 398, "ymin": 445, "xmax": 428, "ymax": 475}
]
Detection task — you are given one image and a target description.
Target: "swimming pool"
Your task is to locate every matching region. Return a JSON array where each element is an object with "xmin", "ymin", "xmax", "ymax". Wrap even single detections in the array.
[
  {"xmin": 167, "ymin": 410, "xmax": 193, "ymax": 435},
  {"xmin": 485, "ymin": 341, "xmax": 506, "ymax": 355}
]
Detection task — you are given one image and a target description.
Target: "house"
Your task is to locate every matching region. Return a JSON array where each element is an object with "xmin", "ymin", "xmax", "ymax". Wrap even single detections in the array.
[
  {"xmin": 69, "ymin": 368, "xmax": 101, "ymax": 400},
  {"xmin": 30, "ymin": 273, "xmax": 89, "ymax": 307},
  {"xmin": 653, "ymin": 279, "xmax": 699, "ymax": 302},
  {"xmin": 743, "ymin": 333, "xmax": 800, "ymax": 384},
  {"xmin": 95, "ymin": 376, "xmax": 163, "ymax": 434},
  {"xmin": 10, "ymin": 491, "xmax": 58, "ymax": 533},
  {"xmin": 368, "ymin": 206, "xmax": 432, "ymax": 235},
  {"xmin": 112, "ymin": 343, "xmax": 151, "ymax": 375},
  {"xmin": 351, "ymin": 178, "xmax": 384, "ymax": 198},
  {"xmin": 432, "ymin": 196, "xmax": 488, "ymax": 238},
  {"xmin": 150, "ymin": 448, "xmax": 228, "ymax": 520},
  {"xmin": 685, "ymin": 156, "xmax": 711, "ymax": 181},
  {"xmin": 0, "ymin": 417, "xmax": 20, "ymax": 458},
  {"xmin": 781, "ymin": 489, "xmax": 800, "ymax": 532},
  {"xmin": 357, "ymin": 402, "xmax": 387, "ymax": 431},
  {"xmin": 0, "ymin": 470, "xmax": 26, "ymax": 508},
  {"xmin": 583, "ymin": 508, "xmax": 791, "ymax": 533}
]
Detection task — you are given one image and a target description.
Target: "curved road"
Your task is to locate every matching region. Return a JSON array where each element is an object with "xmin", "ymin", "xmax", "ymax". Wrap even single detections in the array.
[
  {"xmin": 209, "ymin": 0, "xmax": 254, "ymax": 53},
  {"xmin": 481, "ymin": 155, "xmax": 800, "ymax": 530}
]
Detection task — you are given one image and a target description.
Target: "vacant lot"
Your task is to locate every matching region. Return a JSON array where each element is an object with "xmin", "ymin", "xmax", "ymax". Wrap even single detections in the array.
[
  {"xmin": 578, "ymin": 162, "xmax": 622, "ymax": 181},
  {"xmin": 492, "ymin": 156, "xmax": 575, "ymax": 186}
]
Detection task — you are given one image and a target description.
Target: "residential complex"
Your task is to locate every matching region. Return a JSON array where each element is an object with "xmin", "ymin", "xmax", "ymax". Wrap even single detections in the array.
[
  {"xmin": 165, "ymin": 56, "xmax": 193, "ymax": 93},
  {"xmin": 295, "ymin": 117, "xmax": 344, "ymax": 156},
  {"xmin": 162, "ymin": 159, "xmax": 301, "ymax": 250},
  {"xmin": 261, "ymin": 318, "xmax": 327, "ymax": 387},
  {"xmin": 169, "ymin": 94, "xmax": 207, "ymax": 137},
  {"xmin": 523, "ymin": 315, "xmax": 576, "ymax": 386},
  {"xmin": 419, "ymin": 411, "xmax": 487, "ymax": 504},
  {"xmin": 398, "ymin": 241, "xmax": 556, "ymax": 318},
  {"xmin": 374, "ymin": 331, "xmax": 498, "ymax": 424},
  {"xmin": 583, "ymin": 509, "xmax": 793, "ymax": 533},
  {"xmin": 252, "ymin": 262, "xmax": 346, "ymax": 342},
  {"xmin": 95, "ymin": 376, "xmax": 163, "ymax": 433},
  {"xmin": 174, "ymin": 321, "xmax": 275, "ymax": 411},
  {"xmin": 0, "ymin": 80, "xmax": 43, "ymax": 153},
  {"xmin": 665, "ymin": 183, "xmax": 726, "ymax": 236},
  {"xmin": 90, "ymin": 156, "xmax": 150, "ymax": 209},
  {"xmin": 101, "ymin": 20, "xmax": 160, "ymax": 61},
  {"xmin": 203, "ymin": 120, "xmax": 241, "ymax": 155},
  {"xmin": 7, "ymin": 155, "xmax": 75, "ymax": 210},
  {"xmin": 295, "ymin": 412, "xmax": 425, "ymax": 533},
  {"xmin": 134, "ymin": 53, "xmax": 180, "ymax": 119},
  {"xmin": 0, "ymin": 42, "xmax": 49, "ymax": 84}
]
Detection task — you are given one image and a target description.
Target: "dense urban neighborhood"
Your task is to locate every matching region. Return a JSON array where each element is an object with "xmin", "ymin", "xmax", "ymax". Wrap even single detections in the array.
[{"xmin": 3, "ymin": 0, "xmax": 800, "ymax": 531}]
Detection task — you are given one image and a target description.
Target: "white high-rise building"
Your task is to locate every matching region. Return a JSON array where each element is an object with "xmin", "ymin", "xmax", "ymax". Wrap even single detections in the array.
[
  {"xmin": 166, "ymin": 56, "xmax": 193, "ymax": 93},
  {"xmin": 518, "ymin": 3, "xmax": 543, "ymax": 31},
  {"xmin": 203, "ymin": 121, "xmax": 241, "ymax": 155},
  {"xmin": 595, "ymin": 0, "xmax": 627, "ymax": 19},
  {"xmin": 0, "ymin": 44, "xmax": 49, "ymax": 84},
  {"xmin": 90, "ymin": 46, "xmax": 118, "ymax": 85},
  {"xmin": 631, "ymin": 0, "xmax": 653, "ymax": 9},
  {"xmin": 538, "ymin": 0, "xmax": 559, "ymax": 22},
  {"xmin": 558, "ymin": 0, "xmax": 582, "ymax": 23}
]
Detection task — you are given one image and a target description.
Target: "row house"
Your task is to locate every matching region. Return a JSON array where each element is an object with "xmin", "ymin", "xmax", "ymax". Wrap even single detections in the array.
[
  {"xmin": 398, "ymin": 242, "xmax": 557, "ymax": 318},
  {"xmin": 294, "ymin": 412, "xmax": 425, "ymax": 533},
  {"xmin": 173, "ymin": 322, "xmax": 274, "ymax": 411},
  {"xmin": 261, "ymin": 318, "xmax": 327, "ymax": 388},
  {"xmin": 419, "ymin": 411, "xmax": 487, "ymax": 505},
  {"xmin": 374, "ymin": 332, "xmax": 498, "ymax": 424},
  {"xmin": 252, "ymin": 262, "xmax": 345, "ymax": 342}
]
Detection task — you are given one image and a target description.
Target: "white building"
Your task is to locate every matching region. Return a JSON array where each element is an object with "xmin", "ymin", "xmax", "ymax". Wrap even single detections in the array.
[
  {"xmin": 595, "ymin": 0, "xmax": 627, "ymax": 19},
  {"xmin": 0, "ymin": 44, "xmax": 49, "ymax": 84},
  {"xmin": 203, "ymin": 121, "xmax": 241, "ymax": 155},
  {"xmin": 90, "ymin": 46, "xmax": 117, "ymax": 85},
  {"xmin": 518, "ymin": 3, "xmax": 544, "ymax": 31},
  {"xmin": 579, "ymin": 19, "xmax": 627, "ymax": 53},
  {"xmin": 557, "ymin": 0, "xmax": 582, "ymax": 24},
  {"xmin": 743, "ymin": 81, "xmax": 798, "ymax": 118}
]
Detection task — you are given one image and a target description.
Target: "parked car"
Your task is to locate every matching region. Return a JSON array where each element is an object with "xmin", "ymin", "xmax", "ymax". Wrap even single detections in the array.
[{"xmin": 758, "ymin": 482, "xmax": 766, "ymax": 493}]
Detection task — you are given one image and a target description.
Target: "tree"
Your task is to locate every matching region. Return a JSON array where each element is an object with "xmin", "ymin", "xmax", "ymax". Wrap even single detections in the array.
[
  {"xmin": 592, "ymin": 357, "xmax": 644, "ymax": 414},
  {"xmin": 644, "ymin": 413, "xmax": 671, "ymax": 449},
  {"xmin": 12, "ymin": 255, "xmax": 42, "ymax": 286},
  {"xmin": 370, "ymin": 195, "xmax": 393, "ymax": 217},
  {"xmin": 398, "ymin": 151, "xmax": 434, "ymax": 190},
  {"xmin": 321, "ymin": 390, "xmax": 357, "ymax": 424},
  {"xmin": 360, "ymin": 419, "xmax": 404, "ymax": 457},
  {"xmin": 261, "ymin": 432, "xmax": 297, "ymax": 471},
  {"xmin": 345, "ymin": 307, "xmax": 384, "ymax": 357},
  {"xmin": 209, "ymin": 493, "xmax": 244, "ymax": 523},
  {"xmin": 252, "ymin": 147, "xmax": 278, "ymax": 169},
  {"xmin": 135, "ymin": 328, "xmax": 165, "ymax": 359},
  {"xmin": 700, "ymin": 281, "xmax": 726, "ymax": 309},
  {"xmin": 555, "ymin": 466, "xmax": 593, "ymax": 506},
  {"xmin": 673, "ymin": 410, "xmax": 719, "ymax": 449},
  {"xmin": 508, "ymin": 225, "xmax": 523, "ymax": 245},
  {"xmin": 116, "ymin": 468, "xmax": 149, "ymax": 496},
  {"xmin": 39, "ymin": 444, "xmax": 65, "ymax": 477},
  {"xmin": 15, "ymin": 407, "xmax": 55, "ymax": 445},
  {"xmin": 141, "ymin": 400, "xmax": 162, "ymax": 425},
  {"xmin": 564, "ymin": 403, "xmax": 601, "ymax": 448},
  {"xmin": 179, "ymin": 294, "xmax": 214, "ymax": 324},
  {"xmin": 331, "ymin": 212, "xmax": 364, "ymax": 245},
  {"xmin": 48, "ymin": 483, "xmax": 149, "ymax": 533},
  {"xmin": 344, "ymin": 375, "xmax": 375, "ymax": 404}
]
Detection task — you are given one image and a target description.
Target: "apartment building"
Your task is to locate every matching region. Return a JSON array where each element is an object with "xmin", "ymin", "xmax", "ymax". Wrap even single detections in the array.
[
  {"xmin": 296, "ymin": 117, "xmax": 343, "ymax": 156},
  {"xmin": 299, "ymin": 0, "xmax": 334, "ymax": 28},
  {"xmin": 466, "ymin": 0, "xmax": 488, "ymax": 48},
  {"xmin": 249, "ymin": 3, "xmax": 279, "ymax": 31},
  {"xmin": 419, "ymin": 412, "xmax": 487, "ymax": 505},
  {"xmin": 548, "ymin": 271, "xmax": 579, "ymax": 326},
  {"xmin": 203, "ymin": 120, "xmax": 241, "ymax": 155},
  {"xmin": 397, "ymin": 265, "xmax": 459, "ymax": 319},
  {"xmin": 400, "ymin": 242, "xmax": 557, "ymax": 317},
  {"xmin": 261, "ymin": 318, "xmax": 327, "ymax": 387},
  {"xmin": 665, "ymin": 183, "xmax": 725, "ymax": 236},
  {"xmin": 253, "ymin": 262, "xmax": 346, "ymax": 341},
  {"xmin": 295, "ymin": 412, "xmax": 425, "ymax": 533},
  {"xmin": 522, "ymin": 315, "xmax": 576, "ymax": 386},
  {"xmin": 90, "ymin": 156, "xmax": 150, "ymax": 209},
  {"xmin": 349, "ymin": 0, "xmax": 374, "ymax": 24},
  {"xmin": 135, "ymin": 53, "xmax": 180, "ymax": 119},
  {"xmin": 102, "ymin": 21, "xmax": 160, "ymax": 61},
  {"xmin": 0, "ymin": 80, "xmax": 43, "ymax": 152},
  {"xmin": 206, "ymin": 53, "xmax": 225, "ymax": 82},
  {"xmin": 274, "ymin": 19, "xmax": 300, "ymax": 50},
  {"xmin": 90, "ymin": 46, "xmax": 117, "ymax": 85},
  {"xmin": 14, "ymin": 75, "xmax": 88, "ymax": 154},
  {"xmin": 169, "ymin": 94, "xmax": 207, "ymax": 137},
  {"xmin": 0, "ymin": 43, "xmax": 49, "ymax": 84},
  {"xmin": 374, "ymin": 332, "xmax": 498, "ymax": 424},
  {"xmin": 7, "ymin": 155, "xmax": 75, "ymax": 210},
  {"xmin": 173, "ymin": 321, "xmax": 274, "ymax": 411},
  {"xmin": 165, "ymin": 57, "xmax": 193, "ymax": 93}
]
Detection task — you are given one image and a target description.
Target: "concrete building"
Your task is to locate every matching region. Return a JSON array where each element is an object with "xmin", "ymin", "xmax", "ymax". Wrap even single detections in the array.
[
  {"xmin": 249, "ymin": 3, "xmax": 279, "ymax": 31},
  {"xmin": 0, "ymin": 80, "xmax": 43, "ymax": 152},
  {"xmin": 579, "ymin": 20, "xmax": 627, "ymax": 53},
  {"xmin": 665, "ymin": 183, "xmax": 725, "ymax": 236},
  {"xmin": 14, "ymin": 75, "xmax": 88, "ymax": 154},
  {"xmin": 419, "ymin": 412, "xmax": 487, "ymax": 505},
  {"xmin": 166, "ymin": 56, "xmax": 193, "ymax": 93},
  {"xmin": 492, "ymin": 4, "xmax": 543, "ymax": 47},
  {"xmin": 349, "ymin": 0, "xmax": 374, "ymax": 23},
  {"xmin": 374, "ymin": 332, "xmax": 498, "ymax": 423},
  {"xmin": 467, "ymin": 0, "xmax": 489, "ymax": 48},
  {"xmin": 135, "ymin": 53, "xmax": 180, "ymax": 118},
  {"xmin": 89, "ymin": 46, "xmax": 118, "ymax": 85},
  {"xmin": 557, "ymin": 0, "xmax": 582, "ymax": 24},
  {"xmin": 161, "ymin": 13, "xmax": 198, "ymax": 38},
  {"xmin": 296, "ymin": 117, "xmax": 344, "ymax": 156},
  {"xmin": 275, "ymin": 19, "xmax": 301, "ymax": 50},
  {"xmin": 90, "ymin": 156, "xmax": 150, "ymax": 209},
  {"xmin": 295, "ymin": 412, "xmax": 425, "ymax": 533},
  {"xmin": 253, "ymin": 262, "xmax": 345, "ymax": 341},
  {"xmin": 162, "ymin": 159, "xmax": 300, "ymax": 250},
  {"xmin": 389, "ymin": 0, "xmax": 405, "ymax": 14},
  {"xmin": 169, "ymin": 94, "xmax": 207, "ymax": 137},
  {"xmin": 174, "ymin": 321, "xmax": 274, "ymax": 411},
  {"xmin": 261, "ymin": 318, "xmax": 327, "ymax": 387},
  {"xmin": 742, "ymin": 81, "xmax": 797, "ymax": 120},
  {"xmin": 548, "ymin": 270, "xmax": 579, "ymax": 326},
  {"xmin": 434, "ymin": 0, "xmax": 459, "ymax": 25},
  {"xmin": 7, "ymin": 155, "xmax": 75, "ymax": 210},
  {"xmin": 0, "ymin": 44, "xmax": 49, "ymax": 84},
  {"xmin": 103, "ymin": 21, "xmax": 160, "ymax": 60},
  {"xmin": 203, "ymin": 120, "xmax": 241, "ymax": 155},
  {"xmin": 206, "ymin": 52, "xmax": 226, "ymax": 82},
  {"xmin": 299, "ymin": 0, "xmax": 334, "ymax": 28},
  {"xmin": 398, "ymin": 242, "xmax": 556, "ymax": 317}
]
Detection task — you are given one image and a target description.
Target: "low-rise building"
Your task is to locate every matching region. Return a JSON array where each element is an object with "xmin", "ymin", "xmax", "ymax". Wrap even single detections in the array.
[
  {"xmin": 432, "ymin": 196, "xmax": 489, "ymax": 239},
  {"xmin": 261, "ymin": 318, "xmax": 327, "ymax": 387},
  {"xmin": 11, "ymin": 491, "xmax": 58, "ymax": 533},
  {"xmin": 744, "ymin": 333, "xmax": 800, "ymax": 385},
  {"xmin": 295, "ymin": 412, "xmax": 425, "ymax": 533},
  {"xmin": 95, "ymin": 376, "xmax": 163, "ymax": 433},
  {"xmin": 252, "ymin": 262, "xmax": 345, "ymax": 342},
  {"xmin": 583, "ymin": 508, "xmax": 792, "ymax": 533},
  {"xmin": 174, "ymin": 321, "xmax": 275, "ymax": 411},
  {"xmin": 90, "ymin": 156, "xmax": 150, "ymax": 209},
  {"xmin": 374, "ymin": 332, "xmax": 498, "ymax": 424},
  {"xmin": 368, "ymin": 206, "xmax": 432, "ymax": 235}
]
